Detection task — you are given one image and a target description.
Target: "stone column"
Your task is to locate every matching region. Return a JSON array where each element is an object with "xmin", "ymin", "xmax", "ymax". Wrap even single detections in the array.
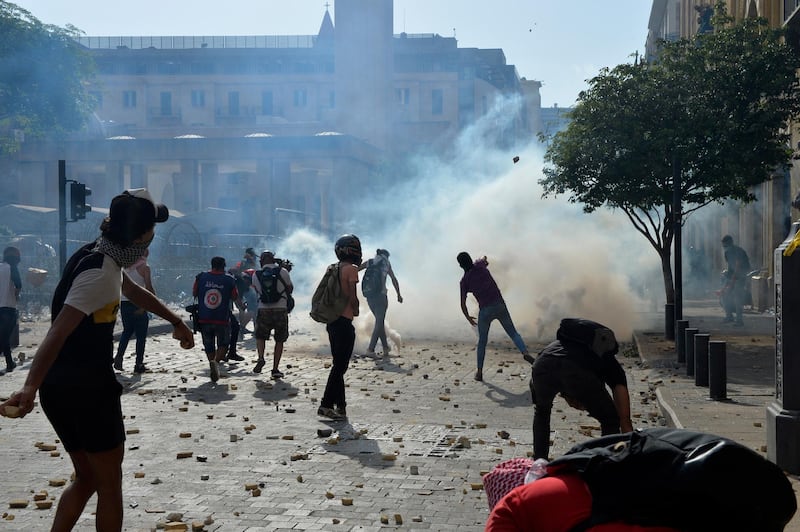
[{"xmin": 767, "ymin": 221, "xmax": 800, "ymax": 474}]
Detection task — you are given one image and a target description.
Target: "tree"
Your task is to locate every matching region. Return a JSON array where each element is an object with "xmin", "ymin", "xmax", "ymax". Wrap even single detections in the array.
[
  {"xmin": 540, "ymin": 3, "xmax": 800, "ymax": 306},
  {"xmin": 0, "ymin": 1, "xmax": 95, "ymax": 154}
]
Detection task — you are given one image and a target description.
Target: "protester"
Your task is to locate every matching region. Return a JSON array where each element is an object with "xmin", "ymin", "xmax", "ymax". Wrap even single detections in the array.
[
  {"xmin": 485, "ymin": 472, "xmax": 680, "ymax": 532},
  {"xmin": 359, "ymin": 248, "xmax": 402, "ymax": 356},
  {"xmin": 251, "ymin": 250, "xmax": 293, "ymax": 379},
  {"xmin": 193, "ymin": 256, "xmax": 238, "ymax": 383},
  {"xmin": 720, "ymin": 234, "xmax": 750, "ymax": 326},
  {"xmin": 457, "ymin": 252, "xmax": 529, "ymax": 381},
  {"xmin": 236, "ymin": 247, "xmax": 259, "ymax": 332},
  {"xmin": 0, "ymin": 189, "xmax": 193, "ymax": 532},
  {"xmin": 530, "ymin": 319, "xmax": 633, "ymax": 460},
  {"xmin": 318, "ymin": 234, "xmax": 361, "ymax": 420},
  {"xmin": 113, "ymin": 248, "xmax": 154, "ymax": 373},
  {"xmin": 0, "ymin": 246, "xmax": 21, "ymax": 373}
]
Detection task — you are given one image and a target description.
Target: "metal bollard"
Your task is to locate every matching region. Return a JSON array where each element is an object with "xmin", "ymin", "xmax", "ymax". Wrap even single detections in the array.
[
  {"xmin": 676, "ymin": 320, "xmax": 689, "ymax": 364},
  {"xmin": 685, "ymin": 328, "xmax": 698, "ymax": 377},
  {"xmin": 694, "ymin": 334, "xmax": 710, "ymax": 387},
  {"xmin": 709, "ymin": 341, "xmax": 727, "ymax": 400},
  {"xmin": 665, "ymin": 303, "xmax": 675, "ymax": 341}
]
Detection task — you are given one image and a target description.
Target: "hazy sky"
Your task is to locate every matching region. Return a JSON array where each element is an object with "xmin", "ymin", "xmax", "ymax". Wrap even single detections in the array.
[{"xmin": 12, "ymin": 0, "xmax": 653, "ymax": 108}]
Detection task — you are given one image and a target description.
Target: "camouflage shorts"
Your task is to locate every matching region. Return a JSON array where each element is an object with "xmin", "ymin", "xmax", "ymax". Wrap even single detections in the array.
[{"xmin": 255, "ymin": 308, "xmax": 289, "ymax": 342}]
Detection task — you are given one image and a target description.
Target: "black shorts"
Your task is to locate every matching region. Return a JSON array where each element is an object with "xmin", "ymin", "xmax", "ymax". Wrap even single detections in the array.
[{"xmin": 40, "ymin": 382, "xmax": 125, "ymax": 453}]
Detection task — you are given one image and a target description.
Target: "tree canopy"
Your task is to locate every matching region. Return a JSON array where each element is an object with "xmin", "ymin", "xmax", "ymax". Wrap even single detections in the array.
[
  {"xmin": 540, "ymin": 3, "xmax": 800, "ymax": 304},
  {"xmin": 0, "ymin": 1, "xmax": 95, "ymax": 154}
]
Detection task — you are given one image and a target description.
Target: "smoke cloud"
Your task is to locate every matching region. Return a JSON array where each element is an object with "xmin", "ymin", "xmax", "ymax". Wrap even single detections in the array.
[{"xmin": 280, "ymin": 96, "xmax": 662, "ymax": 347}]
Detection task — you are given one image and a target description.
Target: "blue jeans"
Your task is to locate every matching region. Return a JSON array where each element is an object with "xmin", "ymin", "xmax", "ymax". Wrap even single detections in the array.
[
  {"xmin": 115, "ymin": 301, "xmax": 150, "ymax": 367},
  {"xmin": 476, "ymin": 302, "xmax": 527, "ymax": 369}
]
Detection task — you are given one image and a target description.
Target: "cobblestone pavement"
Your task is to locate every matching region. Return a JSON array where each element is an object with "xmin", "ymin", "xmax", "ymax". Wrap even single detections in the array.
[{"xmin": 0, "ymin": 314, "xmax": 666, "ymax": 531}]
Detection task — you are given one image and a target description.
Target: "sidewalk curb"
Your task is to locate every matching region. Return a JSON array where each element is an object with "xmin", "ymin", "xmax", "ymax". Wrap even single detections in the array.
[{"xmin": 632, "ymin": 331, "xmax": 683, "ymax": 430}]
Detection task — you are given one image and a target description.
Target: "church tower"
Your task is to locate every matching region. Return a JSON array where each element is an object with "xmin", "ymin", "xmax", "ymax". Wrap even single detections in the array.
[{"xmin": 333, "ymin": 0, "xmax": 393, "ymax": 150}]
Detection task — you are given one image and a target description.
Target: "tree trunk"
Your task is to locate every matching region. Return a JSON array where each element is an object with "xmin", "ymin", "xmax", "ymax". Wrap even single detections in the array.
[{"xmin": 660, "ymin": 246, "xmax": 675, "ymax": 306}]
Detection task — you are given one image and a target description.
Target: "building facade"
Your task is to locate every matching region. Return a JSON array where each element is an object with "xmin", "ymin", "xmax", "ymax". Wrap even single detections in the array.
[
  {"xmin": 647, "ymin": 0, "xmax": 794, "ymax": 310},
  {"xmin": 2, "ymin": 1, "xmax": 538, "ymax": 243}
]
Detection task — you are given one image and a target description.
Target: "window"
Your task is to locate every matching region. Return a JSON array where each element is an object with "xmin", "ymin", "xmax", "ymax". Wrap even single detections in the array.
[
  {"xmin": 396, "ymin": 88, "xmax": 410, "ymax": 105},
  {"xmin": 228, "ymin": 92, "xmax": 240, "ymax": 116},
  {"xmin": 123, "ymin": 90, "xmax": 136, "ymax": 108},
  {"xmin": 191, "ymin": 90, "xmax": 205, "ymax": 108},
  {"xmin": 160, "ymin": 92, "xmax": 172, "ymax": 116},
  {"xmin": 432, "ymin": 89, "xmax": 443, "ymax": 115},
  {"xmin": 157, "ymin": 62, "xmax": 179, "ymax": 75},
  {"xmin": 293, "ymin": 89, "xmax": 307, "ymax": 107},
  {"xmin": 262, "ymin": 90, "xmax": 273, "ymax": 115}
]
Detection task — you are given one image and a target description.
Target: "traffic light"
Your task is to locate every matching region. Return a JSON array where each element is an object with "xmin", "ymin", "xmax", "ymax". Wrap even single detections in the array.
[{"xmin": 69, "ymin": 182, "xmax": 92, "ymax": 221}]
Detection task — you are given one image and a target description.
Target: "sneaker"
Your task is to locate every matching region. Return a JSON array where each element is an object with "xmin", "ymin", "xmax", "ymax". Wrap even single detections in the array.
[
  {"xmin": 209, "ymin": 360, "xmax": 220, "ymax": 382},
  {"xmin": 271, "ymin": 369, "xmax": 284, "ymax": 379},
  {"xmin": 474, "ymin": 369, "xmax": 483, "ymax": 382},
  {"xmin": 5, "ymin": 359, "xmax": 16, "ymax": 373},
  {"xmin": 228, "ymin": 353, "xmax": 245, "ymax": 362},
  {"xmin": 253, "ymin": 359, "xmax": 266, "ymax": 373},
  {"xmin": 317, "ymin": 406, "xmax": 345, "ymax": 420},
  {"xmin": 133, "ymin": 364, "xmax": 147, "ymax": 374},
  {"xmin": 113, "ymin": 358, "xmax": 123, "ymax": 371}
]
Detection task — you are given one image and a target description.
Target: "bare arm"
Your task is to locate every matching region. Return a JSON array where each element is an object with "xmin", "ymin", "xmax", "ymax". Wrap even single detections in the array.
[
  {"xmin": 0, "ymin": 305, "xmax": 85, "ymax": 417},
  {"xmin": 611, "ymin": 383, "xmax": 634, "ymax": 433},
  {"xmin": 387, "ymin": 265, "xmax": 402, "ymax": 303},
  {"xmin": 460, "ymin": 292, "xmax": 476, "ymax": 327}
]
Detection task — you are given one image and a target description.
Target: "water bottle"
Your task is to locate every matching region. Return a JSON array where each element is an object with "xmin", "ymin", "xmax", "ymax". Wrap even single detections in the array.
[{"xmin": 524, "ymin": 458, "xmax": 549, "ymax": 484}]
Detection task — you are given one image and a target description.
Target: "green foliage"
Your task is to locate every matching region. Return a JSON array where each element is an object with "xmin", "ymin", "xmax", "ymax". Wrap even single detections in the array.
[
  {"xmin": 0, "ymin": 1, "xmax": 95, "ymax": 154},
  {"xmin": 540, "ymin": 3, "xmax": 800, "ymax": 302}
]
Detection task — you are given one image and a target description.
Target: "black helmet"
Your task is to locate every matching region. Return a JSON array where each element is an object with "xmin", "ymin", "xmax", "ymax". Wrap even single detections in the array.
[{"xmin": 335, "ymin": 234, "xmax": 362, "ymax": 264}]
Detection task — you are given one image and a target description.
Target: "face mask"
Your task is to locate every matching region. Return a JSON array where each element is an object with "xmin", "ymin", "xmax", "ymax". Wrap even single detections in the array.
[{"xmin": 97, "ymin": 235, "xmax": 153, "ymax": 268}]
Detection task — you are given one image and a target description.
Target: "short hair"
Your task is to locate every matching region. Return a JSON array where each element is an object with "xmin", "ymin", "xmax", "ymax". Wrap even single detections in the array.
[
  {"xmin": 211, "ymin": 256, "xmax": 226, "ymax": 270},
  {"xmin": 721, "ymin": 235, "xmax": 733, "ymax": 245},
  {"xmin": 377, "ymin": 248, "xmax": 390, "ymax": 258},
  {"xmin": 3, "ymin": 246, "xmax": 20, "ymax": 263}
]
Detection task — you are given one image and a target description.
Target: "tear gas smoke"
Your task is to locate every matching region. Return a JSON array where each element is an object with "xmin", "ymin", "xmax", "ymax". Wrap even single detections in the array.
[{"xmin": 280, "ymin": 96, "xmax": 662, "ymax": 347}]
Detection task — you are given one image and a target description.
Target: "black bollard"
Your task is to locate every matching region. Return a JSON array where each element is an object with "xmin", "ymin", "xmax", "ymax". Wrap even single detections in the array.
[
  {"xmin": 676, "ymin": 320, "xmax": 689, "ymax": 364},
  {"xmin": 709, "ymin": 341, "xmax": 727, "ymax": 400},
  {"xmin": 694, "ymin": 334, "xmax": 710, "ymax": 387},
  {"xmin": 685, "ymin": 328, "xmax": 698, "ymax": 377},
  {"xmin": 665, "ymin": 303, "xmax": 675, "ymax": 340}
]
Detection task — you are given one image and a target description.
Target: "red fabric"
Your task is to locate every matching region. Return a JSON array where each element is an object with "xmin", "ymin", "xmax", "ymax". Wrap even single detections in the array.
[
  {"xmin": 485, "ymin": 473, "xmax": 681, "ymax": 532},
  {"xmin": 483, "ymin": 458, "xmax": 533, "ymax": 510}
]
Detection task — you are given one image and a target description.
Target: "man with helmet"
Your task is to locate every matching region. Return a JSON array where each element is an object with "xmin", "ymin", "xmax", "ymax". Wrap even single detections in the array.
[{"xmin": 317, "ymin": 234, "xmax": 361, "ymax": 420}]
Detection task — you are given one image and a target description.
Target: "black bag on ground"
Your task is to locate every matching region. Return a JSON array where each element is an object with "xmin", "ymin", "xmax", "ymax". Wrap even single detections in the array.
[
  {"xmin": 545, "ymin": 427, "xmax": 797, "ymax": 532},
  {"xmin": 556, "ymin": 318, "xmax": 618, "ymax": 358}
]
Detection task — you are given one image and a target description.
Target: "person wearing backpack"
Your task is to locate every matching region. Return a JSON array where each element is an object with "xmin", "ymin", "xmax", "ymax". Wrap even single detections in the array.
[
  {"xmin": 315, "ymin": 234, "xmax": 361, "ymax": 420},
  {"xmin": 251, "ymin": 250, "xmax": 293, "ymax": 379},
  {"xmin": 359, "ymin": 248, "xmax": 402, "ymax": 356},
  {"xmin": 529, "ymin": 318, "xmax": 633, "ymax": 460},
  {"xmin": 457, "ymin": 252, "xmax": 530, "ymax": 382}
]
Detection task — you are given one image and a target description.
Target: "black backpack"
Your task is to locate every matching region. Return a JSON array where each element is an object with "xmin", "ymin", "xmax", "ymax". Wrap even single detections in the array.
[
  {"xmin": 557, "ymin": 318, "xmax": 618, "ymax": 358},
  {"xmin": 545, "ymin": 428, "xmax": 797, "ymax": 532},
  {"xmin": 255, "ymin": 266, "xmax": 283, "ymax": 304},
  {"xmin": 361, "ymin": 259, "xmax": 383, "ymax": 297}
]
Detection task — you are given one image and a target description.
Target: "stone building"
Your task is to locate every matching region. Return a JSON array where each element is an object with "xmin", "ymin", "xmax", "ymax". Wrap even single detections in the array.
[{"xmin": 3, "ymin": 0, "xmax": 538, "ymax": 242}]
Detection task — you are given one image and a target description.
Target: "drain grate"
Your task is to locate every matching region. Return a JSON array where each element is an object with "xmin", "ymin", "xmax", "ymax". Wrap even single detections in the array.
[{"xmin": 425, "ymin": 425, "xmax": 467, "ymax": 458}]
